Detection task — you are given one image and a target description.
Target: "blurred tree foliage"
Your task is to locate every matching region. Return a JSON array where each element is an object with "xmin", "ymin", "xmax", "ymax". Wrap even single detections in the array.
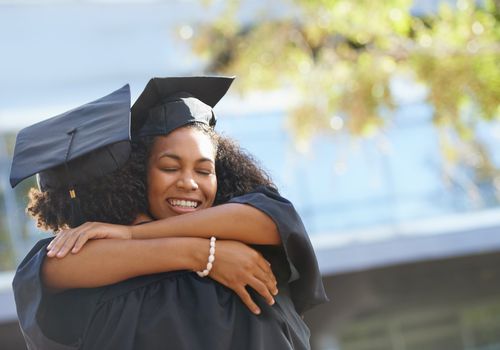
[
  {"xmin": 189, "ymin": 0, "xmax": 500, "ymax": 203},
  {"xmin": 0, "ymin": 133, "xmax": 36, "ymax": 270}
]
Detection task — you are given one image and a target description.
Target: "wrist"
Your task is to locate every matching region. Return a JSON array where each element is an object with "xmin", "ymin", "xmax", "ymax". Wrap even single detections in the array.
[
  {"xmin": 196, "ymin": 237, "xmax": 216, "ymax": 277},
  {"xmin": 191, "ymin": 238, "xmax": 211, "ymax": 272}
]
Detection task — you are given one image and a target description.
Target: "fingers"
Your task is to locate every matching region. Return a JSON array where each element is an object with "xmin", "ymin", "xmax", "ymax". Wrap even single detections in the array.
[
  {"xmin": 254, "ymin": 266, "xmax": 278, "ymax": 297},
  {"xmin": 46, "ymin": 222, "xmax": 129, "ymax": 258},
  {"xmin": 255, "ymin": 253, "xmax": 272, "ymax": 272},
  {"xmin": 235, "ymin": 286, "xmax": 261, "ymax": 315},
  {"xmin": 247, "ymin": 276, "xmax": 275, "ymax": 307},
  {"xmin": 255, "ymin": 256, "xmax": 278, "ymax": 295},
  {"xmin": 72, "ymin": 232, "xmax": 92, "ymax": 253},
  {"xmin": 47, "ymin": 228, "xmax": 79, "ymax": 258},
  {"xmin": 47, "ymin": 222, "xmax": 91, "ymax": 258},
  {"xmin": 47, "ymin": 230, "xmax": 72, "ymax": 258}
]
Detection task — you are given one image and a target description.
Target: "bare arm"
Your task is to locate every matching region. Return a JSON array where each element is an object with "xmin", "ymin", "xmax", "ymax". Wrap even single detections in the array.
[
  {"xmin": 47, "ymin": 203, "xmax": 280, "ymax": 258},
  {"xmin": 42, "ymin": 237, "xmax": 208, "ymax": 290},
  {"xmin": 43, "ymin": 237, "xmax": 278, "ymax": 313},
  {"xmin": 131, "ymin": 203, "xmax": 281, "ymax": 244}
]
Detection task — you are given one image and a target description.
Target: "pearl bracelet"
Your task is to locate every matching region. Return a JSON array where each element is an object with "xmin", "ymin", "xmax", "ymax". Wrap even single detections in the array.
[{"xmin": 196, "ymin": 236, "xmax": 216, "ymax": 277}]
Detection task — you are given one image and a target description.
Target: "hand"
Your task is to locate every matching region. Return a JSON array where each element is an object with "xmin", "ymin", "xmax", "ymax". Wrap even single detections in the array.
[
  {"xmin": 208, "ymin": 240, "xmax": 279, "ymax": 315},
  {"xmin": 47, "ymin": 222, "xmax": 132, "ymax": 258}
]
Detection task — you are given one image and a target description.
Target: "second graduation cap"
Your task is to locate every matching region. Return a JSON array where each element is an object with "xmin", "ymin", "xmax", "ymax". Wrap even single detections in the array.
[
  {"xmin": 10, "ymin": 84, "xmax": 131, "ymax": 190},
  {"xmin": 131, "ymin": 76, "xmax": 234, "ymax": 139}
]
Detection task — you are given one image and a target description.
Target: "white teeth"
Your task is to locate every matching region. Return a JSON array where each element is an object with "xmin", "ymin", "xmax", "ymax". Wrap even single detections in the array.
[{"xmin": 170, "ymin": 199, "xmax": 198, "ymax": 208}]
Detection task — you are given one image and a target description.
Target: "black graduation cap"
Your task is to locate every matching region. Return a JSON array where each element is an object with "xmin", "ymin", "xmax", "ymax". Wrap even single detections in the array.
[
  {"xmin": 10, "ymin": 84, "xmax": 131, "ymax": 190},
  {"xmin": 131, "ymin": 76, "xmax": 235, "ymax": 139}
]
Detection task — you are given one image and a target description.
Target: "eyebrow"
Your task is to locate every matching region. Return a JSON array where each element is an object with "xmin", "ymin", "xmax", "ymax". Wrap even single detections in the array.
[{"xmin": 158, "ymin": 153, "xmax": 214, "ymax": 164}]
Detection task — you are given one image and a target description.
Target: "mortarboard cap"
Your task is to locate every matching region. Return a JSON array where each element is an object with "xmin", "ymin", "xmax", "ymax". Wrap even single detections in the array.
[
  {"xmin": 10, "ymin": 84, "xmax": 131, "ymax": 190},
  {"xmin": 131, "ymin": 76, "xmax": 234, "ymax": 139}
]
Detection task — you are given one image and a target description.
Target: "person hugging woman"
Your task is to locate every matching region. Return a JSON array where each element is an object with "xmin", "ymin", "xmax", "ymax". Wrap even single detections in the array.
[{"xmin": 11, "ymin": 77, "xmax": 327, "ymax": 350}]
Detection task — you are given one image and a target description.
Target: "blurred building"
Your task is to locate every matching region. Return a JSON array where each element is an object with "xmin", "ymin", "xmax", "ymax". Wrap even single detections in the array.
[
  {"xmin": 1, "ymin": 1, "xmax": 500, "ymax": 350},
  {"xmin": 220, "ymin": 94, "xmax": 500, "ymax": 350}
]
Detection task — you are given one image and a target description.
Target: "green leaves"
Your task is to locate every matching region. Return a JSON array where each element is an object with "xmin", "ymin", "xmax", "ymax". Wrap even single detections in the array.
[{"xmin": 186, "ymin": 0, "xmax": 500, "ymax": 199}]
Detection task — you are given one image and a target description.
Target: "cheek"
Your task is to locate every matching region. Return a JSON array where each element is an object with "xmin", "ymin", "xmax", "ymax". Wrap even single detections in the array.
[
  {"xmin": 204, "ymin": 176, "xmax": 218, "ymax": 204},
  {"xmin": 146, "ymin": 169, "xmax": 169, "ymax": 218},
  {"xmin": 147, "ymin": 169, "xmax": 166, "ymax": 200}
]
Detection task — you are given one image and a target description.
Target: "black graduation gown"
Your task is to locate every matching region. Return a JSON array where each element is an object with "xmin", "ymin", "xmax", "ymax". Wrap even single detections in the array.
[{"xmin": 12, "ymin": 186, "xmax": 328, "ymax": 350}]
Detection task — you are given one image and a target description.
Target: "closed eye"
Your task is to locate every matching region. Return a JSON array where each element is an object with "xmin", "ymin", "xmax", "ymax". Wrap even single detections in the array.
[{"xmin": 161, "ymin": 168, "xmax": 179, "ymax": 172}]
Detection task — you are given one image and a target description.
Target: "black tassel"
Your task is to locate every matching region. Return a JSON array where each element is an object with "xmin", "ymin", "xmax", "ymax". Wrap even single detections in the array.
[
  {"xmin": 68, "ymin": 189, "xmax": 85, "ymax": 227},
  {"xmin": 64, "ymin": 130, "xmax": 85, "ymax": 227}
]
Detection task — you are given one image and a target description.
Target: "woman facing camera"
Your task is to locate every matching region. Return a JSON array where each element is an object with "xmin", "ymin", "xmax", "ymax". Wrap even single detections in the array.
[{"xmin": 13, "ymin": 78, "xmax": 327, "ymax": 350}]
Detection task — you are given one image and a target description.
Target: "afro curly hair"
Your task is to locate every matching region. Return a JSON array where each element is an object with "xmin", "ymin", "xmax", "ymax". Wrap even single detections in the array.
[{"xmin": 27, "ymin": 144, "xmax": 149, "ymax": 232}]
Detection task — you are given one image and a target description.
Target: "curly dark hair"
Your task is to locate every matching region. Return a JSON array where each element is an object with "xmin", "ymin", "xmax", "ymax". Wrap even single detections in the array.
[
  {"xmin": 27, "ymin": 145, "xmax": 149, "ymax": 232},
  {"xmin": 214, "ymin": 135, "xmax": 276, "ymax": 204},
  {"xmin": 28, "ymin": 123, "xmax": 276, "ymax": 231}
]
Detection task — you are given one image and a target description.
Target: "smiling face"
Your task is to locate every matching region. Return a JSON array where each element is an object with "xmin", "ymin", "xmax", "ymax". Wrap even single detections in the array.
[{"xmin": 146, "ymin": 126, "xmax": 217, "ymax": 219}]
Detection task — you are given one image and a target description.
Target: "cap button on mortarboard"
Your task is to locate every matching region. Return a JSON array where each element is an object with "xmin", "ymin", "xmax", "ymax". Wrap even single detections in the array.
[{"xmin": 66, "ymin": 127, "xmax": 76, "ymax": 135}]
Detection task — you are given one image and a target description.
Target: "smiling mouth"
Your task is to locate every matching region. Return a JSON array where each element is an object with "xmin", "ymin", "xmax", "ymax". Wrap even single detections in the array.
[{"xmin": 167, "ymin": 198, "xmax": 200, "ymax": 209}]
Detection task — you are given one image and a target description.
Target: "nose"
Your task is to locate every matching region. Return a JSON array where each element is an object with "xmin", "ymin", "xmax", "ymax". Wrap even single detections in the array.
[{"xmin": 176, "ymin": 176, "xmax": 199, "ymax": 191}]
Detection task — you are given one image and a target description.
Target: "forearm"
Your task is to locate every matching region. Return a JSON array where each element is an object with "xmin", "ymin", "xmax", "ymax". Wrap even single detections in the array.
[
  {"xmin": 131, "ymin": 203, "xmax": 281, "ymax": 244},
  {"xmin": 42, "ymin": 237, "xmax": 207, "ymax": 291}
]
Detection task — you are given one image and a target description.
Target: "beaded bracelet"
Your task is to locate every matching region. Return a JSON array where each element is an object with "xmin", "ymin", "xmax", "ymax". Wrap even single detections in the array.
[{"xmin": 196, "ymin": 236, "xmax": 216, "ymax": 277}]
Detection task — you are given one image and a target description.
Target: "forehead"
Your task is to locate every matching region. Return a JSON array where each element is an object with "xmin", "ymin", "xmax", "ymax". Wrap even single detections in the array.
[{"xmin": 150, "ymin": 127, "xmax": 216, "ymax": 159}]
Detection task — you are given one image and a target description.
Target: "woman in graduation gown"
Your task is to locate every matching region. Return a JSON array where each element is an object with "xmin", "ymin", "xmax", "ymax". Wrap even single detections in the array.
[
  {"xmin": 12, "ymin": 78, "xmax": 328, "ymax": 349},
  {"xmin": 12, "ymin": 85, "xmax": 278, "ymax": 349}
]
